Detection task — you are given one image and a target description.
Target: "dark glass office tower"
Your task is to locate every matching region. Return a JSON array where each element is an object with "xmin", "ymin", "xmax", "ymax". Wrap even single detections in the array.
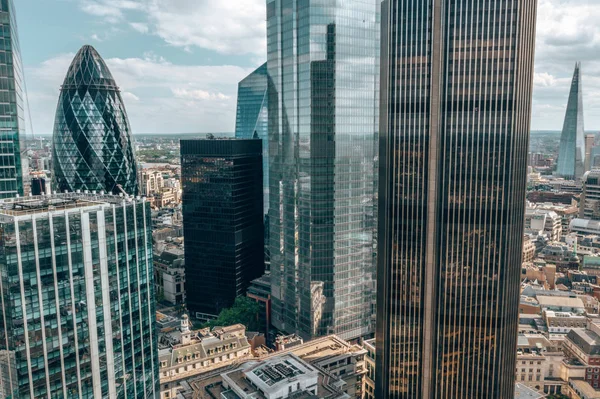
[
  {"xmin": 235, "ymin": 63, "xmax": 269, "ymax": 215},
  {"xmin": 556, "ymin": 63, "xmax": 585, "ymax": 180},
  {"xmin": 0, "ymin": 193, "xmax": 158, "ymax": 398},
  {"xmin": 267, "ymin": 0, "xmax": 379, "ymax": 341},
  {"xmin": 181, "ymin": 139, "xmax": 264, "ymax": 320},
  {"xmin": 52, "ymin": 45, "xmax": 138, "ymax": 196},
  {"xmin": 376, "ymin": 1, "xmax": 537, "ymax": 398},
  {"xmin": 0, "ymin": 0, "xmax": 25, "ymax": 198}
]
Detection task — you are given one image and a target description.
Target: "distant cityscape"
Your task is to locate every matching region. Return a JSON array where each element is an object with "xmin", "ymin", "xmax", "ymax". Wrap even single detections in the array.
[{"xmin": 3, "ymin": 0, "xmax": 600, "ymax": 399}]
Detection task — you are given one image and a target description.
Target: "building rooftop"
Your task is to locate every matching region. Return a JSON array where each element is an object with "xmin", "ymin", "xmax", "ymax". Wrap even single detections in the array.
[
  {"xmin": 537, "ymin": 295, "xmax": 585, "ymax": 309},
  {"xmin": 0, "ymin": 192, "xmax": 143, "ymax": 218},
  {"xmin": 514, "ymin": 383, "xmax": 545, "ymax": 399},
  {"xmin": 572, "ymin": 218, "xmax": 600, "ymax": 232},
  {"xmin": 569, "ymin": 379, "xmax": 600, "ymax": 398},
  {"xmin": 567, "ymin": 329, "xmax": 600, "ymax": 356},
  {"xmin": 220, "ymin": 353, "xmax": 348, "ymax": 399}
]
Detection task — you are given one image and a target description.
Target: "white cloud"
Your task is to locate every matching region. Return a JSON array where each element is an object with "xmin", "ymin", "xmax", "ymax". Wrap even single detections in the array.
[
  {"xmin": 533, "ymin": 0, "xmax": 600, "ymax": 129},
  {"xmin": 26, "ymin": 53, "xmax": 252, "ymax": 134},
  {"xmin": 121, "ymin": 91, "xmax": 140, "ymax": 101},
  {"xmin": 78, "ymin": 0, "xmax": 266, "ymax": 56},
  {"xmin": 80, "ymin": 1, "xmax": 125, "ymax": 23},
  {"xmin": 172, "ymin": 89, "xmax": 230, "ymax": 101},
  {"xmin": 129, "ymin": 22, "xmax": 149, "ymax": 34}
]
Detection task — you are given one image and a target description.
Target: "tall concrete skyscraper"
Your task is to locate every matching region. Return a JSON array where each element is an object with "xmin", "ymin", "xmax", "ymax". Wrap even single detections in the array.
[
  {"xmin": 267, "ymin": 0, "xmax": 379, "ymax": 340},
  {"xmin": 376, "ymin": 1, "xmax": 537, "ymax": 398},
  {"xmin": 0, "ymin": 193, "xmax": 158, "ymax": 398},
  {"xmin": 557, "ymin": 63, "xmax": 585, "ymax": 180},
  {"xmin": 0, "ymin": 0, "xmax": 25, "ymax": 198},
  {"xmin": 235, "ymin": 63, "xmax": 269, "ymax": 215},
  {"xmin": 52, "ymin": 45, "xmax": 138, "ymax": 196}
]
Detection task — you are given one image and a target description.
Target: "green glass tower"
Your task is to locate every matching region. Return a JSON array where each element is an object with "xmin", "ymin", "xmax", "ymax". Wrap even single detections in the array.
[
  {"xmin": 235, "ymin": 63, "xmax": 269, "ymax": 215},
  {"xmin": 0, "ymin": 0, "xmax": 25, "ymax": 198},
  {"xmin": 267, "ymin": 0, "xmax": 380, "ymax": 340},
  {"xmin": 52, "ymin": 46, "xmax": 138, "ymax": 196},
  {"xmin": 0, "ymin": 193, "xmax": 158, "ymax": 398}
]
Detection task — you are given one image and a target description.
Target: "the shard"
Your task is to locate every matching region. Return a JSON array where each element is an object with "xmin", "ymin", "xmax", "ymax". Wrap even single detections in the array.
[
  {"xmin": 52, "ymin": 45, "xmax": 138, "ymax": 195},
  {"xmin": 557, "ymin": 63, "xmax": 585, "ymax": 180}
]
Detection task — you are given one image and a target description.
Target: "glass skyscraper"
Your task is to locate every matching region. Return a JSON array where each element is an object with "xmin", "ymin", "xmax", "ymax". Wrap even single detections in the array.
[
  {"xmin": 0, "ymin": 0, "xmax": 25, "ymax": 198},
  {"xmin": 235, "ymin": 63, "xmax": 269, "ymax": 215},
  {"xmin": 0, "ymin": 193, "xmax": 158, "ymax": 398},
  {"xmin": 267, "ymin": 0, "xmax": 379, "ymax": 340},
  {"xmin": 181, "ymin": 139, "xmax": 264, "ymax": 320},
  {"xmin": 52, "ymin": 45, "xmax": 138, "ymax": 196},
  {"xmin": 376, "ymin": 1, "xmax": 537, "ymax": 398},
  {"xmin": 557, "ymin": 63, "xmax": 585, "ymax": 180}
]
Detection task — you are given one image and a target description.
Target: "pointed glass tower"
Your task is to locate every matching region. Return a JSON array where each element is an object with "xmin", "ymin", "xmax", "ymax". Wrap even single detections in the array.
[
  {"xmin": 52, "ymin": 45, "xmax": 138, "ymax": 195},
  {"xmin": 557, "ymin": 63, "xmax": 585, "ymax": 180},
  {"xmin": 235, "ymin": 63, "xmax": 268, "ymax": 215}
]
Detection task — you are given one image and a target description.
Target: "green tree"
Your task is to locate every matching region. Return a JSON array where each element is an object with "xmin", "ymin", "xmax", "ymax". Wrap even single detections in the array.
[{"xmin": 205, "ymin": 297, "xmax": 261, "ymax": 331}]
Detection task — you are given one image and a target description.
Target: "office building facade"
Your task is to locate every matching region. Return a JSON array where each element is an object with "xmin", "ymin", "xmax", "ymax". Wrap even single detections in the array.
[
  {"xmin": 377, "ymin": 0, "xmax": 537, "ymax": 397},
  {"xmin": 0, "ymin": 0, "xmax": 25, "ymax": 198},
  {"xmin": 557, "ymin": 63, "xmax": 585, "ymax": 180},
  {"xmin": 267, "ymin": 0, "xmax": 379, "ymax": 341},
  {"xmin": 235, "ymin": 63, "xmax": 269, "ymax": 215},
  {"xmin": 581, "ymin": 169, "xmax": 600, "ymax": 220},
  {"xmin": 0, "ymin": 193, "xmax": 157, "ymax": 398},
  {"xmin": 52, "ymin": 45, "xmax": 138, "ymax": 196},
  {"xmin": 181, "ymin": 139, "xmax": 264, "ymax": 320}
]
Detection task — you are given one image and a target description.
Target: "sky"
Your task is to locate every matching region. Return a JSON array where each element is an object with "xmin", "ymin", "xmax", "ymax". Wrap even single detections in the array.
[{"xmin": 15, "ymin": 0, "xmax": 600, "ymax": 134}]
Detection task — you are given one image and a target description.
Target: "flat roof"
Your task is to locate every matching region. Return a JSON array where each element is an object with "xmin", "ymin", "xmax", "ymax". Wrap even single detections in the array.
[
  {"xmin": 514, "ymin": 383, "xmax": 544, "ymax": 399},
  {"xmin": 0, "ymin": 193, "xmax": 142, "ymax": 218},
  {"xmin": 537, "ymin": 295, "xmax": 584, "ymax": 308}
]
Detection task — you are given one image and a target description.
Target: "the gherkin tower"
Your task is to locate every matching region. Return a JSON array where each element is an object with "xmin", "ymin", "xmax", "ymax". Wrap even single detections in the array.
[{"xmin": 52, "ymin": 45, "xmax": 138, "ymax": 195}]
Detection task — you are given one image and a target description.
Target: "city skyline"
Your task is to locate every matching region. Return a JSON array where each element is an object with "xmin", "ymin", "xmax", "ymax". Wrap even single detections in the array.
[
  {"xmin": 1, "ymin": 0, "xmax": 600, "ymax": 398},
  {"xmin": 11, "ymin": 0, "xmax": 600, "ymax": 134}
]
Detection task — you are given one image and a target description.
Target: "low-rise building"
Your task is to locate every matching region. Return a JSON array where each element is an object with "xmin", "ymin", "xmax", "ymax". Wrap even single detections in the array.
[
  {"xmin": 214, "ymin": 353, "xmax": 350, "ymax": 399},
  {"xmin": 525, "ymin": 207, "xmax": 563, "ymax": 242},
  {"xmin": 524, "ymin": 236, "xmax": 537, "ymax": 263},
  {"xmin": 158, "ymin": 317, "xmax": 252, "ymax": 399},
  {"xmin": 539, "ymin": 243, "xmax": 580, "ymax": 271},
  {"xmin": 572, "ymin": 219, "xmax": 600, "ymax": 237},
  {"xmin": 154, "ymin": 248, "xmax": 186, "ymax": 305},
  {"xmin": 566, "ymin": 379, "xmax": 600, "ymax": 399},
  {"xmin": 545, "ymin": 311, "xmax": 587, "ymax": 338},
  {"xmin": 362, "ymin": 339, "xmax": 375, "ymax": 399},
  {"xmin": 537, "ymin": 295, "xmax": 586, "ymax": 315},
  {"xmin": 172, "ymin": 335, "xmax": 367, "ymax": 399},
  {"xmin": 247, "ymin": 273, "xmax": 272, "ymax": 337},
  {"xmin": 564, "ymin": 323, "xmax": 600, "ymax": 389},
  {"xmin": 516, "ymin": 334, "xmax": 564, "ymax": 394}
]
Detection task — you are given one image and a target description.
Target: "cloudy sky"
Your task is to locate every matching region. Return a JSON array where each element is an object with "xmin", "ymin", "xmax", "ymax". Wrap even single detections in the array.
[{"xmin": 17, "ymin": 0, "xmax": 600, "ymax": 134}]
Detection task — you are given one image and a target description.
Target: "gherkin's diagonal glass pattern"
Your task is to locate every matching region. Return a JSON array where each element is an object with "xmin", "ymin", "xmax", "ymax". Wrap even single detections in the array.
[
  {"xmin": 0, "ymin": 0, "xmax": 25, "ymax": 198},
  {"xmin": 52, "ymin": 45, "xmax": 138, "ymax": 196},
  {"xmin": 268, "ymin": 0, "xmax": 379, "ymax": 341},
  {"xmin": 557, "ymin": 63, "xmax": 585, "ymax": 180},
  {"xmin": 376, "ymin": 1, "xmax": 537, "ymax": 398},
  {"xmin": 235, "ymin": 63, "xmax": 269, "ymax": 215}
]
